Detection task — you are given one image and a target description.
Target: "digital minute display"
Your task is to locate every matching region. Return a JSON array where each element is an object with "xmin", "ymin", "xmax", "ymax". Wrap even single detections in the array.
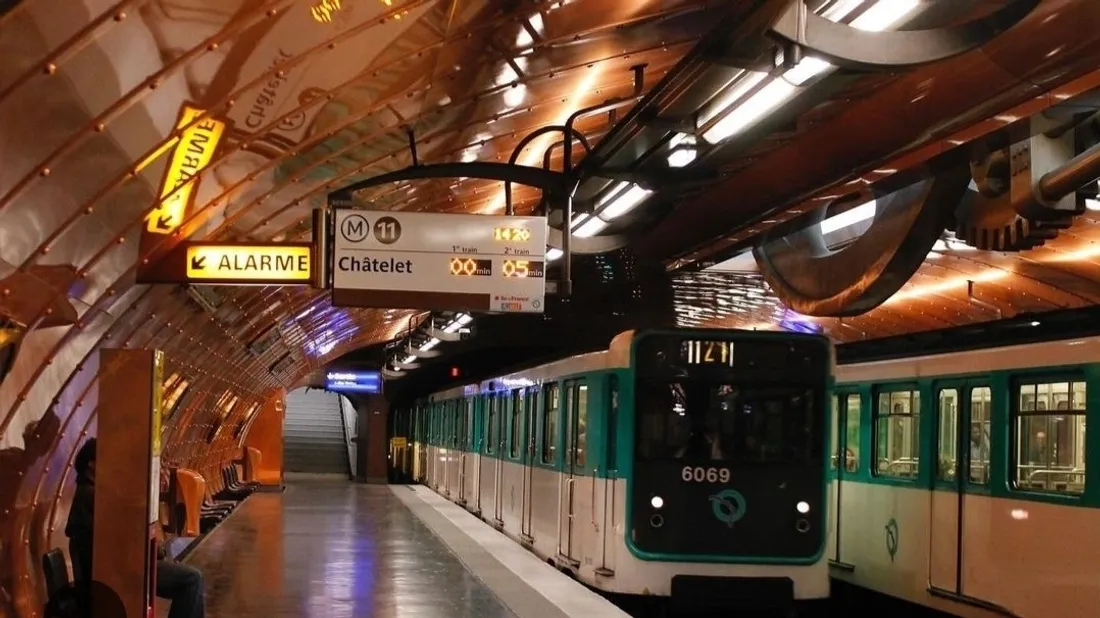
[
  {"xmin": 501, "ymin": 260, "xmax": 545, "ymax": 278},
  {"xmin": 449, "ymin": 257, "xmax": 492, "ymax": 276}
]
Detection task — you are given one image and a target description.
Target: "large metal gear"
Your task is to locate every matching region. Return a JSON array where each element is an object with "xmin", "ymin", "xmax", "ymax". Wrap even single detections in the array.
[{"xmin": 954, "ymin": 114, "xmax": 1095, "ymax": 251}]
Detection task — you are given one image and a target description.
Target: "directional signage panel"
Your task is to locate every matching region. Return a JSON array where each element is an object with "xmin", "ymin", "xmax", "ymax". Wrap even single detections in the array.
[
  {"xmin": 331, "ymin": 209, "xmax": 547, "ymax": 313},
  {"xmin": 186, "ymin": 244, "xmax": 312, "ymax": 282},
  {"xmin": 146, "ymin": 104, "xmax": 227, "ymax": 235}
]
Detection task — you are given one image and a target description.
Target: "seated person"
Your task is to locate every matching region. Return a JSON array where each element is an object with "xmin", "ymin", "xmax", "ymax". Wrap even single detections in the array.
[{"xmin": 64, "ymin": 438, "xmax": 206, "ymax": 618}]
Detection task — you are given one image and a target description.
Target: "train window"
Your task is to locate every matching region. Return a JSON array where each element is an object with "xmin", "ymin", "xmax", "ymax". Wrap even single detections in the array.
[
  {"xmin": 970, "ymin": 387, "xmax": 991, "ymax": 485},
  {"xmin": 607, "ymin": 375, "xmax": 619, "ymax": 470},
  {"xmin": 542, "ymin": 383, "xmax": 559, "ymax": 464},
  {"xmin": 511, "ymin": 390, "xmax": 523, "ymax": 458},
  {"xmin": 527, "ymin": 386, "xmax": 540, "ymax": 458},
  {"xmin": 937, "ymin": 389, "xmax": 959, "ymax": 481},
  {"xmin": 845, "ymin": 396, "xmax": 861, "ymax": 472},
  {"xmin": 464, "ymin": 399, "xmax": 474, "ymax": 450},
  {"xmin": 456, "ymin": 400, "xmax": 466, "ymax": 449},
  {"xmin": 1014, "ymin": 381, "xmax": 1085, "ymax": 495},
  {"xmin": 575, "ymin": 382, "xmax": 588, "ymax": 467},
  {"xmin": 874, "ymin": 390, "xmax": 920, "ymax": 479},
  {"xmin": 830, "ymin": 396, "xmax": 837, "ymax": 468},
  {"xmin": 634, "ymin": 381, "xmax": 819, "ymax": 463},
  {"xmin": 451, "ymin": 402, "xmax": 459, "ymax": 448},
  {"xmin": 487, "ymin": 396, "xmax": 498, "ymax": 454},
  {"xmin": 830, "ymin": 394, "xmax": 861, "ymax": 472}
]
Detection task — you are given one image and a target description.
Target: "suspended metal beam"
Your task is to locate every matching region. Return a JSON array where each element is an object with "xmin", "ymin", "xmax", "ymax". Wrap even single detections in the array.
[{"xmin": 769, "ymin": 0, "xmax": 1039, "ymax": 70}]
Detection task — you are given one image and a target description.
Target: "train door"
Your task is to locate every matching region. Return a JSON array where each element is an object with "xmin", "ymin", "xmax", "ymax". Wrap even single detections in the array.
[
  {"xmin": 557, "ymin": 379, "xmax": 582, "ymax": 565},
  {"xmin": 595, "ymin": 375, "xmax": 619, "ymax": 576},
  {"xmin": 443, "ymin": 401, "xmax": 453, "ymax": 497},
  {"xmin": 431, "ymin": 402, "xmax": 440, "ymax": 488},
  {"xmin": 481, "ymin": 393, "xmax": 500, "ymax": 521},
  {"xmin": 929, "ymin": 382, "xmax": 992, "ymax": 601},
  {"xmin": 472, "ymin": 396, "xmax": 483, "ymax": 515},
  {"xmin": 829, "ymin": 391, "xmax": 861, "ymax": 570},
  {"xmin": 457, "ymin": 399, "xmax": 468, "ymax": 505},
  {"xmin": 520, "ymin": 386, "xmax": 537, "ymax": 541},
  {"xmin": 493, "ymin": 394, "xmax": 508, "ymax": 526}
]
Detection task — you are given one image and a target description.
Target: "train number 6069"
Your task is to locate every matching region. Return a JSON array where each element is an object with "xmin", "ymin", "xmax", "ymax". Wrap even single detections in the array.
[{"xmin": 681, "ymin": 466, "xmax": 731, "ymax": 483}]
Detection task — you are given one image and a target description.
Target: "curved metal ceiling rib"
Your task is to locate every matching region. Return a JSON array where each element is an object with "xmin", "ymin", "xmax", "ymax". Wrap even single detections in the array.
[
  {"xmin": 678, "ymin": 209, "xmax": 1100, "ymax": 342},
  {"xmin": 0, "ymin": 1, "xmax": 727, "ymax": 612}
]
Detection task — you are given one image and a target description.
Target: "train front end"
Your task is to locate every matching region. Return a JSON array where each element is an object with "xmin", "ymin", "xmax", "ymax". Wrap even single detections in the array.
[{"xmin": 624, "ymin": 329, "xmax": 832, "ymax": 613}]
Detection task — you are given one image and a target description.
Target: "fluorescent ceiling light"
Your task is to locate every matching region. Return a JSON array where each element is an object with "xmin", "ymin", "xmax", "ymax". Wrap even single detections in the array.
[
  {"xmin": 600, "ymin": 184, "xmax": 652, "ymax": 219},
  {"xmin": 703, "ymin": 78, "xmax": 797, "ymax": 144},
  {"xmin": 667, "ymin": 133, "xmax": 697, "ymax": 168},
  {"xmin": 572, "ymin": 214, "xmax": 608, "ymax": 238},
  {"xmin": 784, "ymin": 57, "xmax": 833, "ymax": 86},
  {"xmin": 546, "ymin": 247, "xmax": 563, "ymax": 261},
  {"xmin": 851, "ymin": 0, "xmax": 919, "ymax": 31},
  {"xmin": 699, "ymin": 70, "xmax": 768, "ymax": 127},
  {"xmin": 819, "ymin": 200, "xmax": 876, "ymax": 234},
  {"xmin": 821, "ymin": 0, "xmax": 862, "ymax": 21},
  {"xmin": 702, "ymin": 1, "xmax": 920, "ymax": 145},
  {"xmin": 1086, "ymin": 198, "xmax": 1100, "ymax": 211},
  {"xmin": 668, "ymin": 149, "xmax": 696, "ymax": 168}
]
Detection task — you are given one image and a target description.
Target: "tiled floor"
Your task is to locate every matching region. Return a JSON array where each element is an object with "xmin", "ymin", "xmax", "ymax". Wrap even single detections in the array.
[{"xmin": 164, "ymin": 481, "xmax": 517, "ymax": 618}]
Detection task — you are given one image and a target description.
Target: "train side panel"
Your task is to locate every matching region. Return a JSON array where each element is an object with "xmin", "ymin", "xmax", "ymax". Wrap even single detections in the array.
[
  {"xmin": 832, "ymin": 335, "xmax": 1100, "ymax": 618},
  {"xmin": 831, "ymin": 480, "xmax": 1100, "ymax": 618}
]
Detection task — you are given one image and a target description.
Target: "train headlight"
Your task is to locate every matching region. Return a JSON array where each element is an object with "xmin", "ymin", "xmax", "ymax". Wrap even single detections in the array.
[
  {"xmin": 651, "ymin": 496, "xmax": 664, "ymax": 509},
  {"xmin": 796, "ymin": 501, "xmax": 810, "ymax": 514}
]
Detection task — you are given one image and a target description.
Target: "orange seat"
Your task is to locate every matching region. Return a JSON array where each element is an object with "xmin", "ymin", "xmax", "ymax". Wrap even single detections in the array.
[{"xmin": 174, "ymin": 469, "xmax": 206, "ymax": 537}]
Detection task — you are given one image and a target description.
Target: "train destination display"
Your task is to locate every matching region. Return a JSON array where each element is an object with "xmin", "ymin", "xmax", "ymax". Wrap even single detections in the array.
[{"xmin": 331, "ymin": 209, "xmax": 548, "ymax": 313}]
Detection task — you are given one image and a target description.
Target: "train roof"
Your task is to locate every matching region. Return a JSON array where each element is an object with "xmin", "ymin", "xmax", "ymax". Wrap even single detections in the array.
[
  {"xmin": 836, "ymin": 333, "xmax": 1100, "ymax": 383},
  {"xmin": 427, "ymin": 329, "xmax": 637, "ymax": 401}
]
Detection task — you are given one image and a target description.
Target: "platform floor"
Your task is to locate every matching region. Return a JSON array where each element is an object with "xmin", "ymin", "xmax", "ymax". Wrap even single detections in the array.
[{"xmin": 172, "ymin": 479, "xmax": 626, "ymax": 618}]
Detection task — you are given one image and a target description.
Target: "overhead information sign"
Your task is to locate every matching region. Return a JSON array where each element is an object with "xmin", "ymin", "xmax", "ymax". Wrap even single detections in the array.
[
  {"xmin": 146, "ymin": 105, "xmax": 227, "ymax": 235},
  {"xmin": 331, "ymin": 209, "xmax": 547, "ymax": 313},
  {"xmin": 326, "ymin": 370, "xmax": 382, "ymax": 394},
  {"xmin": 185, "ymin": 244, "xmax": 312, "ymax": 283}
]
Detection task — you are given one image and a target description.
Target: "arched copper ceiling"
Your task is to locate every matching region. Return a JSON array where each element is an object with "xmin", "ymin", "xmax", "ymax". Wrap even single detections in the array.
[{"xmin": 0, "ymin": 1, "xmax": 725, "ymax": 613}]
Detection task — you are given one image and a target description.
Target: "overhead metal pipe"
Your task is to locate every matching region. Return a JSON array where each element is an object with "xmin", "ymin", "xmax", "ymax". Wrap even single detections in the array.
[
  {"xmin": 560, "ymin": 64, "xmax": 647, "ymax": 297},
  {"xmin": 504, "ymin": 125, "xmax": 591, "ymax": 216},
  {"xmin": 1039, "ymin": 139, "xmax": 1100, "ymax": 200}
]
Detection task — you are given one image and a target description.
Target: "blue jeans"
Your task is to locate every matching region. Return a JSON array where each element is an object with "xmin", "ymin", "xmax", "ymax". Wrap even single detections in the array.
[{"xmin": 156, "ymin": 561, "xmax": 204, "ymax": 618}]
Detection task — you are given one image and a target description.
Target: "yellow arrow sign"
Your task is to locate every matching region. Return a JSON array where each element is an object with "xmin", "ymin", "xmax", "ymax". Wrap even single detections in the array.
[
  {"xmin": 185, "ymin": 245, "xmax": 312, "ymax": 282},
  {"xmin": 147, "ymin": 105, "xmax": 227, "ymax": 235}
]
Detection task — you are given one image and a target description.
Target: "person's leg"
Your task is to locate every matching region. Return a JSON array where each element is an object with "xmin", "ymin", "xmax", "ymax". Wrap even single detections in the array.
[{"xmin": 155, "ymin": 560, "xmax": 204, "ymax": 618}]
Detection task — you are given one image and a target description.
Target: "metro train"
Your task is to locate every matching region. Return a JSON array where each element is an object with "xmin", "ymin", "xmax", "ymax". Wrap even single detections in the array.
[
  {"xmin": 392, "ymin": 328, "xmax": 834, "ymax": 614},
  {"xmin": 829, "ymin": 335, "xmax": 1100, "ymax": 618}
]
